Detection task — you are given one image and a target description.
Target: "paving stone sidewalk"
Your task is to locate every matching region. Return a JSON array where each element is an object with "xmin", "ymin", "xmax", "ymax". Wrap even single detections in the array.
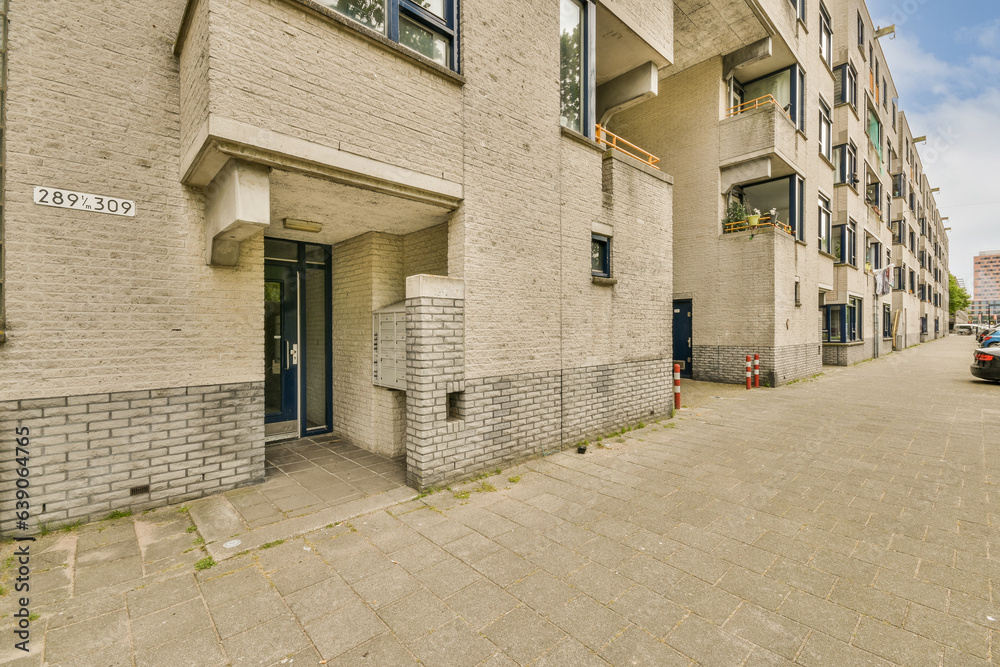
[{"xmin": 2, "ymin": 335, "xmax": 999, "ymax": 665}]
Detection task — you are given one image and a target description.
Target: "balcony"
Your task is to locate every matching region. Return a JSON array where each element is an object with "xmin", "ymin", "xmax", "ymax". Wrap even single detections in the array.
[
  {"xmin": 722, "ymin": 174, "xmax": 801, "ymax": 239},
  {"xmin": 720, "ymin": 96, "xmax": 802, "ymax": 191}
]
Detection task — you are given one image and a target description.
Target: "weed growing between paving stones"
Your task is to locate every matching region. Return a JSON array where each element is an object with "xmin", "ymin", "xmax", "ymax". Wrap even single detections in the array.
[
  {"xmin": 103, "ymin": 510, "xmax": 132, "ymax": 521},
  {"xmin": 192, "ymin": 537, "xmax": 205, "ymax": 546},
  {"xmin": 453, "ymin": 491, "xmax": 470, "ymax": 500},
  {"xmin": 476, "ymin": 481, "xmax": 497, "ymax": 493},
  {"xmin": 178, "ymin": 506, "xmax": 189, "ymax": 513},
  {"xmin": 508, "ymin": 476, "xmax": 521, "ymax": 484},
  {"xmin": 61, "ymin": 520, "xmax": 83, "ymax": 532},
  {"xmin": 260, "ymin": 540, "xmax": 285, "ymax": 550},
  {"xmin": 38, "ymin": 523, "xmax": 51, "ymax": 536},
  {"xmin": 186, "ymin": 526, "xmax": 197, "ymax": 533},
  {"xmin": 194, "ymin": 557, "xmax": 216, "ymax": 571}
]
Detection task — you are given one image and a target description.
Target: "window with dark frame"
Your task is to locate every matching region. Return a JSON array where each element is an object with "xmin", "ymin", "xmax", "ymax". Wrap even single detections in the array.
[
  {"xmin": 819, "ymin": 99, "xmax": 832, "ymax": 160},
  {"xmin": 818, "ymin": 194, "xmax": 832, "ymax": 254},
  {"xmin": 820, "ymin": 4, "xmax": 833, "ymax": 67},
  {"xmin": 326, "ymin": 0, "xmax": 459, "ymax": 71},
  {"xmin": 883, "ymin": 304, "xmax": 892, "ymax": 338},
  {"xmin": 858, "ymin": 12, "xmax": 864, "ymax": 46},
  {"xmin": 560, "ymin": 0, "xmax": 593, "ymax": 137},
  {"xmin": 833, "ymin": 142, "xmax": 858, "ymax": 186},
  {"xmin": 591, "ymin": 233, "xmax": 611, "ymax": 278}
]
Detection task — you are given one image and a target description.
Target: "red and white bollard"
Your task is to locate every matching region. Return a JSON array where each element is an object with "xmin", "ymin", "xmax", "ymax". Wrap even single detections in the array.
[
  {"xmin": 753, "ymin": 354, "xmax": 760, "ymax": 388},
  {"xmin": 745, "ymin": 355, "xmax": 752, "ymax": 390},
  {"xmin": 673, "ymin": 364, "xmax": 681, "ymax": 410}
]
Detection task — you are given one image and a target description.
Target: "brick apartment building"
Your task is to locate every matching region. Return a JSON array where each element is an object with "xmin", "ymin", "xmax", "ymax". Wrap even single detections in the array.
[{"xmin": 0, "ymin": 0, "xmax": 951, "ymax": 530}]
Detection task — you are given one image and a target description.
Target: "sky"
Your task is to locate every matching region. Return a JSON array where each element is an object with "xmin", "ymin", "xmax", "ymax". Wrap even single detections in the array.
[{"xmin": 866, "ymin": 0, "xmax": 1000, "ymax": 298}]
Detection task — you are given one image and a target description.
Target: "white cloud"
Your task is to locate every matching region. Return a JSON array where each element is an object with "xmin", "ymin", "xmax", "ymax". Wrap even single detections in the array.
[
  {"xmin": 959, "ymin": 18, "xmax": 1000, "ymax": 52},
  {"xmin": 878, "ymin": 30, "xmax": 1000, "ymax": 295}
]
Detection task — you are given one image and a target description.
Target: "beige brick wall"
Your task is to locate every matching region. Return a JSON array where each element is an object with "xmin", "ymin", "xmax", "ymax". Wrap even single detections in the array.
[
  {"xmin": 184, "ymin": 0, "xmax": 465, "ymax": 183},
  {"xmin": 0, "ymin": 0, "xmax": 264, "ymax": 402}
]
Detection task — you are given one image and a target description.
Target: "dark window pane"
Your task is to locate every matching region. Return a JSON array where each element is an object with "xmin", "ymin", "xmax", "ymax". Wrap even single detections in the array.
[
  {"xmin": 560, "ymin": 0, "xmax": 584, "ymax": 133},
  {"xmin": 400, "ymin": 16, "xmax": 448, "ymax": 66},
  {"xmin": 321, "ymin": 0, "xmax": 386, "ymax": 32},
  {"xmin": 264, "ymin": 238, "xmax": 298, "ymax": 261}
]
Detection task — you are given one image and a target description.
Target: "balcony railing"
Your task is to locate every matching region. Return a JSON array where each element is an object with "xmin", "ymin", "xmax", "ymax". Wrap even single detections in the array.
[
  {"xmin": 725, "ymin": 94, "xmax": 789, "ymax": 118},
  {"xmin": 595, "ymin": 125, "xmax": 660, "ymax": 170},
  {"xmin": 723, "ymin": 216, "xmax": 793, "ymax": 236}
]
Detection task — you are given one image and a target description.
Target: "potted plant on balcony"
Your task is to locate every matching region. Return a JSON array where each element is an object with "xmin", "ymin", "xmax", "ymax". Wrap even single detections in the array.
[
  {"xmin": 724, "ymin": 201, "xmax": 749, "ymax": 228},
  {"xmin": 748, "ymin": 208, "xmax": 761, "ymax": 226}
]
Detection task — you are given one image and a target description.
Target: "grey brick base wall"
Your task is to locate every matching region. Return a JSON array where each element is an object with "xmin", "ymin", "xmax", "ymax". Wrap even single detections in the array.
[
  {"xmin": 0, "ymin": 382, "xmax": 265, "ymax": 534},
  {"xmin": 406, "ymin": 360, "xmax": 673, "ymax": 490},
  {"xmin": 822, "ymin": 341, "xmax": 872, "ymax": 366},
  {"xmin": 693, "ymin": 344, "xmax": 822, "ymax": 386}
]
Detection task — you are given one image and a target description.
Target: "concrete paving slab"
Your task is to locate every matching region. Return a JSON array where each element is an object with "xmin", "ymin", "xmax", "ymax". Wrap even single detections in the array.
[{"xmin": 7, "ymin": 337, "xmax": 1000, "ymax": 666}]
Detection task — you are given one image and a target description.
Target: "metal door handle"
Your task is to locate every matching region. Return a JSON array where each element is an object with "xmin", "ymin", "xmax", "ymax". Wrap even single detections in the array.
[{"xmin": 285, "ymin": 341, "xmax": 298, "ymax": 369}]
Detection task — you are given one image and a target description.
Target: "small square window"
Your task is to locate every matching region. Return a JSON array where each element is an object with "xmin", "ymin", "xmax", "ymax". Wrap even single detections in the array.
[{"xmin": 591, "ymin": 234, "xmax": 611, "ymax": 278}]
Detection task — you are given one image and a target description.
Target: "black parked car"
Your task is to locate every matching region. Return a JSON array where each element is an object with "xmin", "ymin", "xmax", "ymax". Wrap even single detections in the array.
[{"xmin": 971, "ymin": 348, "xmax": 1000, "ymax": 382}]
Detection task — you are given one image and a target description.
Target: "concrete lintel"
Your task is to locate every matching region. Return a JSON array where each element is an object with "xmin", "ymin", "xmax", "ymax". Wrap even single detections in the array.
[
  {"xmin": 597, "ymin": 61, "xmax": 658, "ymax": 127},
  {"xmin": 406, "ymin": 275, "xmax": 465, "ymax": 300},
  {"xmin": 592, "ymin": 221, "xmax": 614, "ymax": 237},
  {"xmin": 182, "ymin": 115, "xmax": 463, "ymax": 210},
  {"xmin": 721, "ymin": 157, "xmax": 772, "ymax": 194},
  {"xmin": 723, "ymin": 37, "xmax": 773, "ymax": 80},
  {"xmin": 205, "ymin": 159, "xmax": 270, "ymax": 266}
]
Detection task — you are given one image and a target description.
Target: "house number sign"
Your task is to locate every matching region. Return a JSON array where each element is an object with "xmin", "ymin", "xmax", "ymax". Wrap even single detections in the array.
[{"xmin": 33, "ymin": 186, "xmax": 135, "ymax": 217}]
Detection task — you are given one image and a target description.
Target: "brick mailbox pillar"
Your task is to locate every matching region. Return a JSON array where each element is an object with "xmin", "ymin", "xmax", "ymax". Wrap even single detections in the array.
[{"xmin": 404, "ymin": 275, "xmax": 465, "ymax": 490}]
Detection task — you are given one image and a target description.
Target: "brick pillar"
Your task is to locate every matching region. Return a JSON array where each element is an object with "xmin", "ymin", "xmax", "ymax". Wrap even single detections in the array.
[{"xmin": 405, "ymin": 275, "xmax": 465, "ymax": 490}]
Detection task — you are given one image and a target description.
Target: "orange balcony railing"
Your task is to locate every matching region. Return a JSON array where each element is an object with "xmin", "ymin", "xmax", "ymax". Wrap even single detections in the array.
[
  {"xmin": 595, "ymin": 125, "xmax": 660, "ymax": 170},
  {"xmin": 725, "ymin": 94, "xmax": 789, "ymax": 118},
  {"xmin": 723, "ymin": 216, "xmax": 793, "ymax": 236}
]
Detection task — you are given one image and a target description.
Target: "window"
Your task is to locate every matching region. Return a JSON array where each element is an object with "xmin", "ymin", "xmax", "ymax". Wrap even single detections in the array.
[
  {"xmin": 819, "ymin": 100, "xmax": 832, "ymax": 160},
  {"xmin": 739, "ymin": 174, "xmax": 805, "ymax": 241},
  {"xmin": 867, "ymin": 240, "xmax": 881, "ymax": 270},
  {"xmin": 858, "ymin": 12, "xmax": 864, "ymax": 46},
  {"xmin": 820, "ymin": 4, "xmax": 833, "ymax": 67},
  {"xmin": 818, "ymin": 194, "xmax": 832, "ymax": 254},
  {"xmin": 883, "ymin": 304, "xmax": 892, "ymax": 338},
  {"xmin": 909, "ymin": 229, "xmax": 916, "ymax": 253},
  {"xmin": 591, "ymin": 234, "xmax": 611, "ymax": 277},
  {"xmin": 909, "ymin": 269, "xmax": 915, "ymax": 293},
  {"xmin": 790, "ymin": 0, "xmax": 805, "ymax": 22},
  {"xmin": 882, "ymin": 77, "xmax": 887, "ymax": 108},
  {"xmin": 865, "ymin": 169, "xmax": 881, "ymax": 208},
  {"xmin": 833, "ymin": 219, "xmax": 857, "ymax": 266},
  {"xmin": 560, "ymin": 0, "xmax": 592, "ymax": 136},
  {"xmin": 892, "ymin": 174, "xmax": 906, "ymax": 199},
  {"xmin": 833, "ymin": 142, "xmax": 858, "ymax": 186},
  {"xmin": 328, "ymin": 0, "xmax": 459, "ymax": 70},
  {"xmin": 796, "ymin": 68, "xmax": 806, "ymax": 132},
  {"xmin": 868, "ymin": 108, "xmax": 882, "ymax": 150},
  {"xmin": 847, "ymin": 297, "xmax": 861, "ymax": 341},
  {"xmin": 740, "ymin": 64, "xmax": 804, "ymax": 129},
  {"xmin": 834, "ymin": 64, "xmax": 858, "ymax": 108},
  {"xmin": 894, "ymin": 266, "xmax": 904, "ymax": 290},
  {"xmin": 823, "ymin": 299, "xmax": 861, "ymax": 342},
  {"xmin": 825, "ymin": 305, "xmax": 842, "ymax": 342}
]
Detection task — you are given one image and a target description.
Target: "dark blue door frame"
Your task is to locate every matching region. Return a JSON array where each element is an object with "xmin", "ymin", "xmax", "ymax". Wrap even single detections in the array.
[
  {"xmin": 263, "ymin": 239, "xmax": 334, "ymax": 438},
  {"xmin": 673, "ymin": 300, "xmax": 693, "ymax": 379}
]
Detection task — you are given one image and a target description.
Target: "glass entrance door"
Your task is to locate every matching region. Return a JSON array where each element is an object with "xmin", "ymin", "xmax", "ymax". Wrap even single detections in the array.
[
  {"xmin": 264, "ymin": 238, "xmax": 332, "ymax": 440},
  {"xmin": 265, "ymin": 264, "xmax": 299, "ymax": 435}
]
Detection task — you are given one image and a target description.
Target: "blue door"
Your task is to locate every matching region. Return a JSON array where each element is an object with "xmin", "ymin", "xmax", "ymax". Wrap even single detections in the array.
[
  {"xmin": 673, "ymin": 300, "xmax": 693, "ymax": 379},
  {"xmin": 265, "ymin": 263, "xmax": 299, "ymax": 430}
]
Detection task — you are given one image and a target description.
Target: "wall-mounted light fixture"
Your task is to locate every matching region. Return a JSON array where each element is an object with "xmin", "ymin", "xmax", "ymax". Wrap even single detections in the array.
[{"xmin": 283, "ymin": 218, "xmax": 323, "ymax": 233}]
